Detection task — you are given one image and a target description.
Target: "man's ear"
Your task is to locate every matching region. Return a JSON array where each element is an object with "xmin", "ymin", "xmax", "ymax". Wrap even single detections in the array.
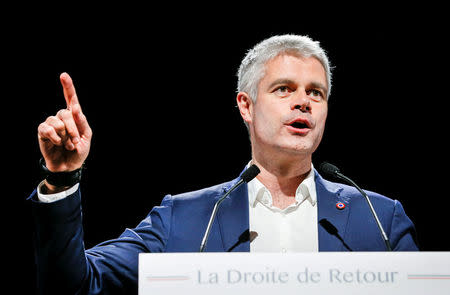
[{"xmin": 236, "ymin": 92, "xmax": 253, "ymax": 125}]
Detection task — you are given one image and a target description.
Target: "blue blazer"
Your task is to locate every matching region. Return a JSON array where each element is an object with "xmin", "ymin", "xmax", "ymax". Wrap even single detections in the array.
[{"xmin": 29, "ymin": 169, "xmax": 418, "ymax": 294}]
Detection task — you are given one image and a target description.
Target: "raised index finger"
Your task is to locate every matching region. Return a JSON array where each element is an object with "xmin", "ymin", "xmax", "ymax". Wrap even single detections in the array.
[{"xmin": 60, "ymin": 72, "xmax": 80, "ymax": 109}]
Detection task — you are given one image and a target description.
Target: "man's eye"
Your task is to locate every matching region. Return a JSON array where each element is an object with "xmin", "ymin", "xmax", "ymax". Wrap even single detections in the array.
[
  {"xmin": 307, "ymin": 89, "xmax": 323, "ymax": 101},
  {"xmin": 274, "ymin": 86, "xmax": 291, "ymax": 96}
]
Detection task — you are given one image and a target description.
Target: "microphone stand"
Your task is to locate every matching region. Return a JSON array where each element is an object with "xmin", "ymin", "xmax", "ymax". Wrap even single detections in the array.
[
  {"xmin": 334, "ymin": 171, "xmax": 392, "ymax": 251},
  {"xmin": 199, "ymin": 165, "xmax": 260, "ymax": 252}
]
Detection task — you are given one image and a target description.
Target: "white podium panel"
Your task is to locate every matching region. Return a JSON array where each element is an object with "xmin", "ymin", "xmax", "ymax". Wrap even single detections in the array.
[{"xmin": 139, "ymin": 252, "xmax": 450, "ymax": 295}]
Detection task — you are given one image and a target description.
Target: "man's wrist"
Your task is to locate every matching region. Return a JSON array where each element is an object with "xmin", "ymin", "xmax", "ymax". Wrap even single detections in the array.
[
  {"xmin": 41, "ymin": 179, "xmax": 71, "ymax": 194},
  {"xmin": 39, "ymin": 158, "xmax": 84, "ymax": 187}
]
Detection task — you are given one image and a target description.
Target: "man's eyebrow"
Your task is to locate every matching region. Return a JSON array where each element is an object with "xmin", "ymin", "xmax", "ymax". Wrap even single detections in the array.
[{"xmin": 267, "ymin": 78, "xmax": 296, "ymax": 90}]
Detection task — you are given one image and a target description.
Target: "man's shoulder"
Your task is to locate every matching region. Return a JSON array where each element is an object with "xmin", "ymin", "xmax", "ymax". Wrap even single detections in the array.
[
  {"xmin": 317, "ymin": 174, "xmax": 396, "ymax": 206},
  {"xmin": 167, "ymin": 178, "xmax": 238, "ymax": 203}
]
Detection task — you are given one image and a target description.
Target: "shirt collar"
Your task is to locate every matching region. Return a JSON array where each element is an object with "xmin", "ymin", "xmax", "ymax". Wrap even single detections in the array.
[{"xmin": 247, "ymin": 162, "xmax": 317, "ymax": 208}]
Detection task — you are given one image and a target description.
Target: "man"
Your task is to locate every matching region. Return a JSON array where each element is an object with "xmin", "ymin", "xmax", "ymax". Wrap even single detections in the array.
[{"xmin": 30, "ymin": 35, "xmax": 418, "ymax": 294}]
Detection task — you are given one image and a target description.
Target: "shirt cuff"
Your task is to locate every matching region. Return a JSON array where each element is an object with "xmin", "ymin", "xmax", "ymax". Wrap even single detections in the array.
[{"xmin": 37, "ymin": 180, "xmax": 79, "ymax": 203}]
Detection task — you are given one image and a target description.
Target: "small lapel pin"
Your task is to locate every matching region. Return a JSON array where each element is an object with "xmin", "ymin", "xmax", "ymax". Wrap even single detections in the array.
[{"xmin": 336, "ymin": 202, "xmax": 346, "ymax": 210}]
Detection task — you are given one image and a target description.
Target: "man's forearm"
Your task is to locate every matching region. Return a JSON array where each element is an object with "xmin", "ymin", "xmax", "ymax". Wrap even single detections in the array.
[{"xmin": 31, "ymin": 188, "xmax": 88, "ymax": 294}]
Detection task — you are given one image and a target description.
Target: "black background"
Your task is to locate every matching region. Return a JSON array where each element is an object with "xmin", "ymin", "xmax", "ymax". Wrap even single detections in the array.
[{"xmin": 7, "ymin": 7, "xmax": 449, "ymax": 294}]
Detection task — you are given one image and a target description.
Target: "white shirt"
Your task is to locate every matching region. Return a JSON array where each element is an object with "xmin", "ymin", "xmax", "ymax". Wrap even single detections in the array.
[
  {"xmin": 37, "ymin": 165, "xmax": 319, "ymax": 253},
  {"xmin": 37, "ymin": 181, "xmax": 79, "ymax": 203},
  {"xmin": 247, "ymin": 165, "xmax": 319, "ymax": 252}
]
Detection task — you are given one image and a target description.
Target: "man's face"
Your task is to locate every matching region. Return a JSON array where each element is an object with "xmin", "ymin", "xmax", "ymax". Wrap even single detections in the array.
[{"xmin": 244, "ymin": 54, "xmax": 329, "ymax": 159}]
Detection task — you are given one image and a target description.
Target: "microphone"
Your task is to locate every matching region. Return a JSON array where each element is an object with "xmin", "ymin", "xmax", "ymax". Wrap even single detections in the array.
[
  {"xmin": 199, "ymin": 164, "xmax": 260, "ymax": 252},
  {"xmin": 319, "ymin": 162, "xmax": 392, "ymax": 251}
]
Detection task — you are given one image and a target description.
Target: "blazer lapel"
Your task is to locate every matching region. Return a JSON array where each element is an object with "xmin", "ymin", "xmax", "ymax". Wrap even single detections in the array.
[
  {"xmin": 216, "ymin": 177, "xmax": 251, "ymax": 252},
  {"xmin": 315, "ymin": 170, "xmax": 351, "ymax": 251}
]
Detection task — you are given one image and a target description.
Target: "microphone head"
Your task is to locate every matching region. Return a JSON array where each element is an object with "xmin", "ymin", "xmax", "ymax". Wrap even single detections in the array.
[
  {"xmin": 241, "ymin": 164, "xmax": 261, "ymax": 183},
  {"xmin": 319, "ymin": 162, "xmax": 340, "ymax": 177}
]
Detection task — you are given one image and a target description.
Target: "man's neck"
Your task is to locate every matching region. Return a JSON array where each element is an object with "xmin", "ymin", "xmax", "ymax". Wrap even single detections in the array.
[{"xmin": 251, "ymin": 155, "xmax": 312, "ymax": 209}]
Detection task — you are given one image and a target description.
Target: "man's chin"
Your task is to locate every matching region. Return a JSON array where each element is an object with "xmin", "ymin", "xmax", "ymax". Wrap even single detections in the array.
[{"xmin": 276, "ymin": 142, "xmax": 315, "ymax": 156}]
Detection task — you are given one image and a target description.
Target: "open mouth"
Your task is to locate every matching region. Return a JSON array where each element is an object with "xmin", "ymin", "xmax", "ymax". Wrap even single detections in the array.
[
  {"xmin": 286, "ymin": 118, "xmax": 311, "ymax": 134},
  {"xmin": 290, "ymin": 121, "xmax": 309, "ymax": 129}
]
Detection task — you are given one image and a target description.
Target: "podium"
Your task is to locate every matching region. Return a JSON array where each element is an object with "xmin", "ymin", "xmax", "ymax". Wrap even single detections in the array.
[{"xmin": 139, "ymin": 252, "xmax": 450, "ymax": 294}]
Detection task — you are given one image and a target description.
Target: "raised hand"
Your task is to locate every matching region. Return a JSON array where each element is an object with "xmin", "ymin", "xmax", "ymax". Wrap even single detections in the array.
[{"xmin": 38, "ymin": 73, "xmax": 92, "ymax": 175}]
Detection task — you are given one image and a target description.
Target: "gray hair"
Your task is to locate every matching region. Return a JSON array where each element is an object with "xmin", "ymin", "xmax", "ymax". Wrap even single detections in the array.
[{"xmin": 237, "ymin": 34, "xmax": 333, "ymax": 102}]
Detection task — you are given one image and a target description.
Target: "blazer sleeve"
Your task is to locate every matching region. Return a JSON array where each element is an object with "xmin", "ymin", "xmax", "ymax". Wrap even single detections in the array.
[
  {"xmin": 389, "ymin": 200, "xmax": 419, "ymax": 251},
  {"xmin": 29, "ymin": 187, "xmax": 173, "ymax": 295}
]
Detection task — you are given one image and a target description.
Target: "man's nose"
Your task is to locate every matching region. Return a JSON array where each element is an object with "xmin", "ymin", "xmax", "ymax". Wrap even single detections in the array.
[{"xmin": 291, "ymin": 90, "xmax": 311, "ymax": 113}]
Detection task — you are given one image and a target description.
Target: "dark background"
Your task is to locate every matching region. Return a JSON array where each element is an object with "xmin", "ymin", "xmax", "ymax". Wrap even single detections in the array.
[{"xmin": 8, "ymin": 8, "xmax": 448, "ymax": 294}]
